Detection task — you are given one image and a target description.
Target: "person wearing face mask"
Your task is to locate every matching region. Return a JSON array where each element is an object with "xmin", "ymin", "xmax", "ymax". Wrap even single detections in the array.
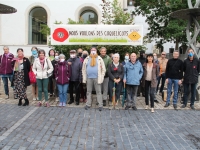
[
  {"xmin": 77, "ymin": 48, "xmax": 83, "ymax": 58},
  {"xmin": 82, "ymin": 47, "xmax": 106, "ymax": 111},
  {"xmin": 12, "ymin": 48, "xmax": 31, "ymax": 106},
  {"xmin": 181, "ymin": 48, "xmax": 200, "ymax": 110},
  {"xmin": 67, "ymin": 50, "xmax": 83, "ymax": 105},
  {"xmin": 79, "ymin": 50, "xmax": 89, "ymax": 103},
  {"xmin": 137, "ymin": 50, "xmax": 146, "ymax": 97},
  {"xmin": 52, "ymin": 52, "xmax": 60, "ymax": 102},
  {"xmin": 122, "ymin": 52, "xmax": 130, "ymax": 66},
  {"xmin": 29, "ymin": 46, "xmax": 38, "ymax": 101},
  {"xmin": 48, "ymin": 49, "xmax": 55, "ymax": 97}
]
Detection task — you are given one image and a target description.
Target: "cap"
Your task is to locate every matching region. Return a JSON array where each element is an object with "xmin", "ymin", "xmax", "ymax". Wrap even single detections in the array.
[{"xmin": 70, "ymin": 50, "xmax": 76, "ymax": 53}]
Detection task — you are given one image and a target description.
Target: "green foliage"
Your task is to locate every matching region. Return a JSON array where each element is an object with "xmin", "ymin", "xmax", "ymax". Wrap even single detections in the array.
[{"xmin": 134, "ymin": 0, "xmax": 197, "ymax": 49}]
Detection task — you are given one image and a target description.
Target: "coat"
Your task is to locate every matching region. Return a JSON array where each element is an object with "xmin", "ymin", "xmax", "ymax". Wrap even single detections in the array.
[
  {"xmin": 11, "ymin": 57, "xmax": 31, "ymax": 87},
  {"xmin": 123, "ymin": 60, "xmax": 143, "ymax": 85},
  {"xmin": 82, "ymin": 56, "xmax": 106, "ymax": 84},
  {"xmin": 0, "ymin": 53, "xmax": 14, "ymax": 75},
  {"xmin": 32, "ymin": 57, "xmax": 53, "ymax": 79},
  {"xmin": 142, "ymin": 62, "xmax": 159, "ymax": 88}
]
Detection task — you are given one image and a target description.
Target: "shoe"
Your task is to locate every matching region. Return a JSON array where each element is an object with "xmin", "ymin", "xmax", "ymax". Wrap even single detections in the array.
[
  {"xmin": 50, "ymin": 94, "xmax": 53, "ymax": 97},
  {"xmin": 37, "ymin": 102, "xmax": 42, "ymax": 107},
  {"xmin": 5, "ymin": 95, "xmax": 9, "ymax": 99},
  {"xmin": 33, "ymin": 97, "xmax": 36, "ymax": 101},
  {"xmin": 99, "ymin": 107, "xmax": 103, "ymax": 111},
  {"xmin": 45, "ymin": 102, "xmax": 50, "ymax": 107},
  {"xmin": 145, "ymin": 105, "xmax": 148, "ymax": 110},
  {"xmin": 85, "ymin": 105, "xmax": 90, "ymax": 110},
  {"xmin": 173, "ymin": 104, "xmax": 177, "ymax": 110},
  {"xmin": 59, "ymin": 102, "xmax": 62, "ymax": 107},
  {"xmin": 181, "ymin": 104, "xmax": 186, "ymax": 108},
  {"xmin": 115, "ymin": 105, "xmax": 119, "ymax": 110},
  {"xmin": 22, "ymin": 99, "xmax": 29, "ymax": 106},
  {"xmin": 80, "ymin": 98, "xmax": 83, "ymax": 103},
  {"xmin": 109, "ymin": 105, "xmax": 114, "ymax": 110},
  {"xmin": 103, "ymin": 100, "xmax": 106, "ymax": 106},
  {"xmin": 18, "ymin": 99, "xmax": 22, "ymax": 106},
  {"xmin": 154, "ymin": 100, "xmax": 159, "ymax": 103},
  {"xmin": 132, "ymin": 106, "xmax": 137, "ymax": 110},
  {"xmin": 164, "ymin": 103, "xmax": 170, "ymax": 107},
  {"xmin": 151, "ymin": 108, "xmax": 154, "ymax": 113},
  {"xmin": 190, "ymin": 105, "xmax": 195, "ymax": 110},
  {"xmin": 76, "ymin": 102, "xmax": 79, "ymax": 105},
  {"xmin": 68, "ymin": 100, "xmax": 74, "ymax": 104},
  {"xmin": 83, "ymin": 99, "xmax": 87, "ymax": 103},
  {"xmin": 55, "ymin": 97, "xmax": 59, "ymax": 102},
  {"xmin": 125, "ymin": 106, "xmax": 129, "ymax": 110},
  {"xmin": 63, "ymin": 103, "xmax": 66, "ymax": 107}
]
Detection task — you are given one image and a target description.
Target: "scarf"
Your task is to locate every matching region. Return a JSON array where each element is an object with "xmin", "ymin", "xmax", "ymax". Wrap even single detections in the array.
[
  {"xmin": 113, "ymin": 62, "xmax": 119, "ymax": 67},
  {"xmin": 39, "ymin": 58, "xmax": 45, "ymax": 69},
  {"xmin": 49, "ymin": 56, "xmax": 54, "ymax": 61},
  {"xmin": 13, "ymin": 55, "xmax": 24, "ymax": 72},
  {"xmin": 90, "ymin": 54, "xmax": 98, "ymax": 67}
]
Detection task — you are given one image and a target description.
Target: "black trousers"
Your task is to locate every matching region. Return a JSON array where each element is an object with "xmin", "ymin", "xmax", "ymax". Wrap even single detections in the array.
[
  {"xmin": 145, "ymin": 80, "xmax": 156, "ymax": 108},
  {"xmin": 48, "ymin": 76, "xmax": 53, "ymax": 94},
  {"xmin": 137, "ymin": 80, "xmax": 145, "ymax": 96},
  {"xmin": 69, "ymin": 81, "xmax": 80, "ymax": 102}
]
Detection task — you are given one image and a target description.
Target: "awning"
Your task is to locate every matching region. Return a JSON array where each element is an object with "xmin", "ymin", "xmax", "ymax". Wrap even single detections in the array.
[{"xmin": 0, "ymin": 3, "xmax": 17, "ymax": 14}]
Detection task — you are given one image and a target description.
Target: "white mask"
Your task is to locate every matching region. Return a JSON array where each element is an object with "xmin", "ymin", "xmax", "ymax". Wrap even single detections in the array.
[
  {"xmin": 55, "ymin": 56, "xmax": 59, "ymax": 61},
  {"xmin": 60, "ymin": 59, "xmax": 65, "ymax": 62},
  {"xmin": 70, "ymin": 54, "xmax": 76, "ymax": 58},
  {"xmin": 91, "ymin": 51, "xmax": 96, "ymax": 55}
]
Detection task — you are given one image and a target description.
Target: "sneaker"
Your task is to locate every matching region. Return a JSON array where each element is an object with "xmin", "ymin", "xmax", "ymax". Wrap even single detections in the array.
[
  {"xmin": 109, "ymin": 105, "xmax": 114, "ymax": 110},
  {"xmin": 68, "ymin": 100, "xmax": 74, "ymax": 104},
  {"xmin": 5, "ymin": 95, "xmax": 9, "ymax": 99},
  {"xmin": 173, "ymin": 104, "xmax": 177, "ymax": 110},
  {"xmin": 151, "ymin": 108, "xmax": 155, "ymax": 113},
  {"xmin": 154, "ymin": 100, "xmax": 159, "ymax": 103},
  {"xmin": 33, "ymin": 97, "xmax": 37, "ymax": 101},
  {"xmin": 58, "ymin": 102, "xmax": 62, "ymax": 107},
  {"xmin": 45, "ymin": 102, "xmax": 50, "ymax": 107},
  {"xmin": 80, "ymin": 98, "xmax": 83, "ymax": 103},
  {"xmin": 85, "ymin": 105, "xmax": 90, "ymax": 110},
  {"xmin": 83, "ymin": 99, "xmax": 87, "ymax": 103},
  {"xmin": 115, "ymin": 105, "xmax": 119, "ymax": 110},
  {"xmin": 145, "ymin": 105, "xmax": 148, "ymax": 110},
  {"xmin": 181, "ymin": 104, "xmax": 186, "ymax": 108},
  {"xmin": 96, "ymin": 102, "xmax": 99, "ymax": 105},
  {"xmin": 99, "ymin": 107, "xmax": 103, "ymax": 111},
  {"xmin": 56, "ymin": 97, "xmax": 59, "ymax": 102},
  {"xmin": 37, "ymin": 101, "xmax": 42, "ymax": 107},
  {"xmin": 190, "ymin": 105, "xmax": 195, "ymax": 110},
  {"xmin": 63, "ymin": 103, "xmax": 66, "ymax": 107},
  {"xmin": 164, "ymin": 103, "xmax": 170, "ymax": 107},
  {"xmin": 125, "ymin": 106, "xmax": 129, "ymax": 110},
  {"xmin": 132, "ymin": 106, "xmax": 137, "ymax": 110}
]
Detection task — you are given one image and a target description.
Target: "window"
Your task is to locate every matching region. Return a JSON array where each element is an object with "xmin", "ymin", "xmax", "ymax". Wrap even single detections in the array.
[
  {"xmin": 128, "ymin": 0, "xmax": 135, "ymax": 6},
  {"xmin": 29, "ymin": 7, "xmax": 47, "ymax": 44},
  {"xmin": 80, "ymin": 10, "xmax": 98, "ymax": 24}
]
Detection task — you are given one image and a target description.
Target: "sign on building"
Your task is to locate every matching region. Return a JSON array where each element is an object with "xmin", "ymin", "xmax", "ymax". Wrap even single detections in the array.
[{"xmin": 51, "ymin": 25, "xmax": 143, "ymax": 45}]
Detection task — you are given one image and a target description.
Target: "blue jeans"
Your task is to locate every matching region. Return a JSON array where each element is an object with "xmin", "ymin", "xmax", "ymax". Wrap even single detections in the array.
[
  {"xmin": 183, "ymin": 83, "xmax": 197, "ymax": 106},
  {"xmin": 2, "ymin": 75, "xmax": 13, "ymax": 95},
  {"xmin": 166, "ymin": 78, "xmax": 179, "ymax": 105},
  {"xmin": 156, "ymin": 73, "xmax": 166, "ymax": 93},
  {"xmin": 57, "ymin": 84, "xmax": 69, "ymax": 103}
]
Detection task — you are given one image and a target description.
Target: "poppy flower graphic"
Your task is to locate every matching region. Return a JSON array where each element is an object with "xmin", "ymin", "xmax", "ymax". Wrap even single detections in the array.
[
  {"xmin": 114, "ymin": 67, "xmax": 118, "ymax": 71},
  {"xmin": 53, "ymin": 28, "xmax": 69, "ymax": 42}
]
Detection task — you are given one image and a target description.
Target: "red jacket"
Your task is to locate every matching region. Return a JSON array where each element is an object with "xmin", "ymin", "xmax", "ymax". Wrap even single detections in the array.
[
  {"xmin": 54, "ymin": 61, "xmax": 71, "ymax": 85},
  {"xmin": 0, "ymin": 53, "xmax": 14, "ymax": 75}
]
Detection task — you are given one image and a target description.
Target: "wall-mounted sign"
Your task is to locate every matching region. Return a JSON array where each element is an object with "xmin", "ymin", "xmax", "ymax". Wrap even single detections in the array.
[{"xmin": 51, "ymin": 25, "xmax": 143, "ymax": 45}]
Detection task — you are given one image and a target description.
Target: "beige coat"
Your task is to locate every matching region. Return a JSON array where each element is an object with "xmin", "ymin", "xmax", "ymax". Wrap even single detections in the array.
[
  {"xmin": 82, "ymin": 56, "xmax": 106, "ymax": 84},
  {"xmin": 32, "ymin": 57, "xmax": 53, "ymax": 79}
]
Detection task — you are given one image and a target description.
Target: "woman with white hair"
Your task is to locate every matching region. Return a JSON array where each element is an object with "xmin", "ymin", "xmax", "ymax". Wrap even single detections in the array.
[
  {"xmin": 54, "ymin": 54, "xmax": 71, "ymax": 107},
  {"xmin": 108, "ymin": 53, "xmax": 124, "ymax": 109}
]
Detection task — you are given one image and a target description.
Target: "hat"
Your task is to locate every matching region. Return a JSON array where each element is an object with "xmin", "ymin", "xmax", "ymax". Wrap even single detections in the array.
[{"xmin": 70, "ymin": 50, "xmax": 76, "ymax": 53}]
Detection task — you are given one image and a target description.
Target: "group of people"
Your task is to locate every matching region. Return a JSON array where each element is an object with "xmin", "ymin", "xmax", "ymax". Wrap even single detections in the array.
[{"xmin": 0, "ymin": 46, "xmax": 199, "ymax": 112}]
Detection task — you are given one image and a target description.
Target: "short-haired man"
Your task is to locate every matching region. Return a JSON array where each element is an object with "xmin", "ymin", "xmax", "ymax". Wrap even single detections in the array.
[
  {"xmin": 99, "ymin": 47, "xmax": 112, "ymax": 106},
  {"xmin": 124, "ymin": 53, "xmax": 143, "ymax": 110},
  {"xmin": 157, "ymin": 51, "xmax": 168, "ymax": 95},
  {"xmin": 181, "ymin": 48, "xmax": 200, "ymax": 110},
  {"xmin": 82, "ymin": 47, "xmax": 106, "ymax": 111},
  {"xmin": 164, "ymin": 50, "xmax": 183, "ymax": 109}
]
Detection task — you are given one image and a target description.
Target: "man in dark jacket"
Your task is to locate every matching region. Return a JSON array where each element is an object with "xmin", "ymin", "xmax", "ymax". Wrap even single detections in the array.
[
  {"xmin": 181, "ymin": 48, "xmax": 200, "ymax": 110},
  {"xmin": 164, "ymin": 50, "xmax": 183, "ymax": 109},
  {"xmin": 0, "ymin": 46, "xmax": 14, "ymax": 99},
  {"xmin": 67, "ymin": 50, "xmax": 82, "ymax": 105}
]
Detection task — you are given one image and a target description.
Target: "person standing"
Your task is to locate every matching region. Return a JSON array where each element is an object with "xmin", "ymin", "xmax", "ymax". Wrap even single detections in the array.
[
  {"xmin": 181, "ymin": 48, "xmax": 200, "ymax": 110},
  {"xmin": 55, "ymin": 54, "xmax": 71, "ymax": 107},
  {"xmin": 142, "ymin": 54, "xmax": 159, "ymax": 113},
  {"xmin": 124, "ymin": 53, "xmax": 143, "ymax": 110},
  {"xmin": 67, "ymin": 50, "xmax": 82, "ymax": 105},
  {"xmin": 82, "ymin": 47, "xmax": 106, "ymax": 111},
  {"xmin": 122, "ymin": 52, "xmax": 130, "ymax": 66},
  {"xmin": 48, "ymin": 49, "xmax": 55, "ymax": 97},
  {"xmin": 29, "ymin": 47, "xmax": 38, "ymax": 100},
  {"xmin": 153, "ymin": 53, "xmax": 159, "ymax": 103},
  {"xmin": 108, "ymin": 53, "xmax": 124, "ymax": 109},
  {"xmin": 137, "ymin": 50, "xmax": 146, "ymax": 97},
  {"xmin": 100, "ymin": 47, "xmax": 112, "ymax": 106},
  {"xmin": 157, "ymin": 51, "xmax": 168, "ymax": 95},
  {"xmin": 12, "ymin": 48, "xmax": 31, "ymax": 106},
  {"xmin": 164, "ymin": 50, "xmax": 183, "ymax": 110},
  {"xmin": 0, "ymin": 46, "xmax": 14, "ymax": 99},
  {"xmin": 32, "ymin": 50, "xmax": 53, "ymax": 107}
]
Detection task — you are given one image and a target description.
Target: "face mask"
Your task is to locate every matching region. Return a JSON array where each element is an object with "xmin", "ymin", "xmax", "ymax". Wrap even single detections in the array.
[
  {"xmin": 78, "ymin": 53, "xmax": 82, "ymax": 56},
  {"xmin": 140, "ymin": 53, "xmax": 144, "ymax": 58},
  {"xmin": 91, "ymin": 51, "xmax": 96, "ymax": 55},
  {"xmin": 125, "ymin": 56, "xmax": 129, "ymax": 60},
  {"xmin": 32, "ymin": 50, "xmax": 37, "ymax": 55},
  {"xmin": 70, "ymin": 54, "xmax": 76, "ymax": 58},
  {"xmin": 60, "ymin": 59, "xmax": 65, "ymax": 62},
  {"xmin": 55, "ymin": 56, "xmax": 59, "ymax": 61},
  {"xmin": 83, "ymin": 54, "xmax": 88, "ymax": 59},
  {"xmin": 188, "ymin": 52, "xmax": 193, "ymax": 57}
]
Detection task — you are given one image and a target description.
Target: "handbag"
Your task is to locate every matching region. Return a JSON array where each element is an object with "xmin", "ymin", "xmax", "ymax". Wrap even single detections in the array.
[
  {"xmin": 46, "ymin": 58, "xmax": 53, "ymax": 77},
  {"xmin": 29, "ymin": 66, "xmax": 36, "ymax": 84}
]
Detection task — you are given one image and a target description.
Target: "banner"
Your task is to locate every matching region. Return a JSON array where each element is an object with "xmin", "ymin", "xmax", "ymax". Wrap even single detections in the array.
[{"xmin": 51, "ymin": 25, "xmax": 143, "ymax": 45}]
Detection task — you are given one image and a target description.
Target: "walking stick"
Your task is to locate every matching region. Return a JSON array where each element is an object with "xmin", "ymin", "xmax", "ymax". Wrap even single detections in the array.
[
  {"xmin": 122, "ymin": 82, "xmax": 126, "ymax": 107},
  {"xmin": 112, "ymin": 82, "xmax": 116, "ymax": 109}
]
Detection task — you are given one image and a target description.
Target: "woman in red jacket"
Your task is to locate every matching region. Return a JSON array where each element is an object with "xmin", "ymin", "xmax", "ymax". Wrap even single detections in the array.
[{"xmin": 54, "ymin": 54, "xmax": 71, "ymax": 107}]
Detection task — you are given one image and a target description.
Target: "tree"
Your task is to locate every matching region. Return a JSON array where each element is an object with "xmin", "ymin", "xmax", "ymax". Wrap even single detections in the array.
[{"xmin": 134, "ymin": 0, "xmax": 197, "ymax": 50}]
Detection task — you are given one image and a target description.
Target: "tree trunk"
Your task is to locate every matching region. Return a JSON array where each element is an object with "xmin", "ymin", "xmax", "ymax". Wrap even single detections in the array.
[{"xmin": 175, "ymin": 39, "xmax": 179, "ymax": 50}]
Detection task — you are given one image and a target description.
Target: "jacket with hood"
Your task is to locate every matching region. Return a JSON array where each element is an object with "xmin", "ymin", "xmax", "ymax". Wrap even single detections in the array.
[{"xmin": 0, "ymin": 53, "xmax": 14, "ymax": 75}]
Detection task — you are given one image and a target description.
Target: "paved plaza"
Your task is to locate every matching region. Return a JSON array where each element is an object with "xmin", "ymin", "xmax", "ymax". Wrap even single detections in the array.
[{"xmin": 0, "ymin": 85, "xmax": 199, "ymax": 149}]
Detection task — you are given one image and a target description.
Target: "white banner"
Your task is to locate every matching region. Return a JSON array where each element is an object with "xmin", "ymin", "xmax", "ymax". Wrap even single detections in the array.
[{"xmin": 51, "ymin": 25, "xmax": 143, "ymax": 45}]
